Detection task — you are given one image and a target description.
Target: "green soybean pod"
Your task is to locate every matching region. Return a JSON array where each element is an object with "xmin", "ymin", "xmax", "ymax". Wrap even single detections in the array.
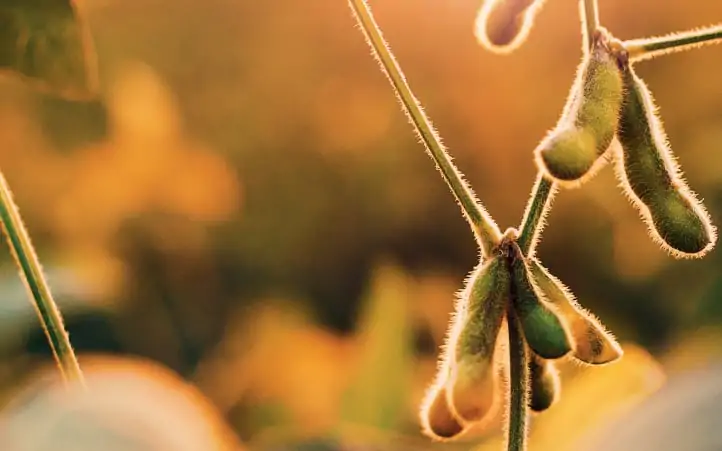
[
  {"xmin": 509, "ymin": 242, "xmax": 572, "ymax": 359},
  {"xmin": 529, "ymin": 354, "xmax": 560, "ymax": 412},
  {"xmin": 615, "ymin": 61, "xmax": 716, "ymax": 257},
  {"xmin": 474, "ymin": 0, "xmax": 547, "ymax": 54},
  {"xmin": 535, "ymin": 29, "xmax": 624, "ymax": 185},
  {"xmin": 446, "ymin": 255, "xmax": 509, "ymax": 424},
  {"xmin": 529, "ymin": 259, "xmax": 622, "ymax": 365}
]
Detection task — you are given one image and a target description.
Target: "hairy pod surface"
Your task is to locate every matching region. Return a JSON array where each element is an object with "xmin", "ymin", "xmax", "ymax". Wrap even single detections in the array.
[
  {"xmin": 420, "ymin": 379, "xmax": 466, "ymax": 440},
  {"xmin": 508, "ymin": 242, "xmax": 572, "ymax": 359},
  {"xmin": 474, "ymin": 0, "xmax": 547, "ymax": 53},
  {"xmin": 528, "ymin": 354, "xmax": 560, "ymax": 412},
  {"xmin": 615, "ymin": 61, "xmax": 716, "ymax": 257},
  {"xmin": 529, "ymin": 259, "xmax": 622, "ymax": 364},
  {"xmin": 536, "ymin": 29, "xmax": 624, "ymax": 185},
  {"xmin": 447, "ymin": 256, "xmax": 509, "ymax": 423}
]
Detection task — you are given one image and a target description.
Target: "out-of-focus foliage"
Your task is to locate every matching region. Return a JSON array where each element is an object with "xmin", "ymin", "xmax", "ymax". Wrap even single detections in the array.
[
  {"xmin": 0, "ymin": 0, "xmax": 98, "ymax": 99},
  {"xmin": 0, "ymin": 355, "xmax": 244, "ymax": 450},
  {"xmin": 0, "ymin": 0, "xmax": 720, "ymax": 449}
]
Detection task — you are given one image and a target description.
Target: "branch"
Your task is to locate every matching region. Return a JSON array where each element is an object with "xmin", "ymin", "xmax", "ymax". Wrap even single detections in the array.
[
  {"xmin": 625, "ymin": 24, "xmax": 722, "ymax": 62},
  {"xmin": 347, "ymin": 0, "xmax": 501, "ymax": 255}
]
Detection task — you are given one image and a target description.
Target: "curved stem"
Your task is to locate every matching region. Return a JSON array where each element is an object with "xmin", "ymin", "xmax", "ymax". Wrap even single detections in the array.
[
  {"xmin": 0, "ymin": 173, "xmax": 84, "ymax": 386},
  {"xmin": 625, "ymin": 24, "xmax": 722, "ymax": 62},
  {"xmin": 517, "ymin": 174, "xmax": 556, "ymax": 257},
  {"xmin": 347, "ymin": 0, "xmax": 501, "ymax": 255},
  {"xmin": 506, "ymin": 309, "xmax": 529, "ymax": 451}
]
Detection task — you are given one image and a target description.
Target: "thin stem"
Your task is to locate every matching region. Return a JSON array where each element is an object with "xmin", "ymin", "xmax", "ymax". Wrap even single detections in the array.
[
  {"xmin": 506, "ymin": 309, "xmax": 529, "ymax": 451},
  {"xmin": 0, "ymin": 173, "xmax": 84, "ymax": 385},
  {"xmin": 624, "ymin": 24, "xmax": 722, "ymax": 62},
  {"xmin": 517, "ymin": 174, "xmax": 556, "ymax": 257},
  {"xmin": 347, "ymin": 0, "xmax": 501, "ymax": 255},
  {"xmin": 581, "ymin": 0, "xmax": 599, "ymax": 50}
]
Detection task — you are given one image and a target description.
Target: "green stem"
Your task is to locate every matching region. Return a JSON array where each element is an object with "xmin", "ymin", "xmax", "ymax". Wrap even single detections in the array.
[
  {"xmin": 347, "ymin": 0, "xmax": 501, "ymax": 255},
  {"xmin": 581, "ymin": 0, "xmax": 599, "ymax": 50},
  {"xmin": 517, "ymin": 174, "xmax": 556, "ymax": 257},
  {"xmin": 0, "ymin": 173, "xmax": 84, "ymax": 385},
  {"xmin": 506, "ymin": 309, "xmax": 529, "ymax": 451},
  {"xmin": 624, "ymin": 24, "xmax": 722, "ymax": 62}
]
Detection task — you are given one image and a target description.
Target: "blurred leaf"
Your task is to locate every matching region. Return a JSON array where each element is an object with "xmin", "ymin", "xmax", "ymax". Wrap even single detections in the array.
[
  {"xmin": 0, "ymin": 0, "xmax": 98, "ymax": 100},
  {"xmin": 581, "ymin": 364, "xmax": 722, "ymax": 451},
  {"xmin": 36, "ymin": 95, "xmax": 108, "ymax": 151},
  {"xmin": 341, "ymin": 262, "xmax": 414, "ymax": 430},
  {"xmin": 0, "ymin": 355, "xmax": 245, "ymax": 451}
]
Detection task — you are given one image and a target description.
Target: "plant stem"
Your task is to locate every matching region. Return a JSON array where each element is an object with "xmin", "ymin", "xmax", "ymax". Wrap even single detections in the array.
[
  {"xmin": 624, "ymin": 24, "xmax": 722, "ymax": 62},
  {"xmin": 581, "ymin": 0, "xmax": 600, "ymax": 50},
  {"xmin": 347, "ymin": 0, "xmax": 501, "ymax": 255},
  {"xmin": 517, "ymin": 174, "xmax": 556, "ymax": 257},
  {"xmin": 506, "ymin": 309, "xmax": 529, "ymax": 451},
  {"xmin": 0, "ymin": 173, "xmax": 84, "ymax": 385}
]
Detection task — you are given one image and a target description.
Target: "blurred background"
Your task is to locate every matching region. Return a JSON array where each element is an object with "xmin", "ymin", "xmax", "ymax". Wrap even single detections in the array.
[{"xmin": 0, "ymin": 0, "xmax": 721, "ymax": 449}]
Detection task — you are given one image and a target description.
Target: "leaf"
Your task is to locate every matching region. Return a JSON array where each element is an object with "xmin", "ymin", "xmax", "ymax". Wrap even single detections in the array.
[
  {"xmin": 0, "ymin": 0, "xmax": 98, "ymax": 100},
  {"xmin": 340, "ymin": 262, "xmax": 414, "ymax": 431}
]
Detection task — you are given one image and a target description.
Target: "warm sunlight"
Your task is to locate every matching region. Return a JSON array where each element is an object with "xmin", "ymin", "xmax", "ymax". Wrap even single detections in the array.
[{"xmin": 0, "ymin": 1, "xmax": 721, "ymax": 451}]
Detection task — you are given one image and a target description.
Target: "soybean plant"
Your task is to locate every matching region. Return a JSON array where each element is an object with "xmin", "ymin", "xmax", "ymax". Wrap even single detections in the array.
[{"xmin": 347, "ymin": 0, "xmax": 722, "ymax": 450}]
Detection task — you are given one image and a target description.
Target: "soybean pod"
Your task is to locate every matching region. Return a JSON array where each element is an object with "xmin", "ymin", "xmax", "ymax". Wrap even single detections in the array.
[
  {"xmin": 536, "ymin": 29, "xmax": 624, "ymax": 185},
  {"xmin": 529, "ymin": 259, "xmax": 622, "ymax": 365},
  {"xmin": 616, "ymin": 61, "xmax": 716, "ymax": 257},
  {"xmin": 419, "ymin": 365, "xmax": 466, "ymax": 440},
  {"xmin": 528, "ymin": 354, "xmax": 560, "ymax": 412},
  {"xmin": 446, "ymin": 255, "xmax": 509, "ymax": 424},
  {"xmin": 475, "ymin": 0, "xmax": 547, "ymax": 53}
]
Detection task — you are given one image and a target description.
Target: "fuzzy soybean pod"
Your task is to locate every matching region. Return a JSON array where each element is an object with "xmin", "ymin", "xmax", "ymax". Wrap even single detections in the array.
[
  {"xmin": 446, "ymin": 255, "xmax": 509, "ymax": 424},
  {"xmin": 474, "ymin": 0, "xmax": 547, "ymax": 53},
  {"xmin": 528, "ymin": 354, "xmax": 560, "ymax": 412},
  {"xmin": 529, "ymin": 259, "xmax": 622, "ymax": 365},
  {"xmin": 508, "ymin": 242, "xmax": 572, "ymax": 359},
  {"xmin": 419, "ymin": 365, "xmax": 465, "ymax": 440},
  {"xmin": 535, "ymin": 30, "xmax": 624, "ymax": 185},
  {"xmin": 616, "ymin": 62, "xmax": 716, "ymax": 257}
]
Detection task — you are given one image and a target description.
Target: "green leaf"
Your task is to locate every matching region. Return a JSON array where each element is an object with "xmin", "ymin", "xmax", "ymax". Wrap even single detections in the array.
[
  {"xmin": 0, "ymin": 0, "xmax": 98, "ymax": 100},
  {"xmin": 340, "ymin": 262, "xmax": 414, "ymax": 431}
]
